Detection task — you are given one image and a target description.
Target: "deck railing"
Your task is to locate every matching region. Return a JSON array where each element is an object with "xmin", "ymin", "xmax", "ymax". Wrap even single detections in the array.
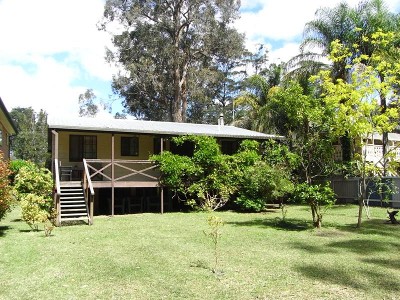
[
  {"xmin": 334, "ymin": 145, "xmax": 400, "ymax": 163},
  {"xmin": 53, "ymin": 158, "xmax": 61, "ymax": 226},
  {"xmin": 85, "ymin": 159, "xmax": 160, "ymax": 185},
  {"xmin": 83, "ymin": 159, "xmax": 95, "ymax": 225}
]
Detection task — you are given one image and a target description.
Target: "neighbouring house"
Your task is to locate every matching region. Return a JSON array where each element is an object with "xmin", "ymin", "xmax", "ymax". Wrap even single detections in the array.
[
  {"xmin": 334, "ymin": 133, "xmax": 400, "ymax": 167},
  {"xmin": 48, "ymin": 115, "xmax": 282, "ymax": 225},
  {"xmin": 0, "ymin": 97, "xmax": 17, "ymax": 160},
  {"xmin": 332, "ymin": 133, "xmax": 400, "ymax": 208}
]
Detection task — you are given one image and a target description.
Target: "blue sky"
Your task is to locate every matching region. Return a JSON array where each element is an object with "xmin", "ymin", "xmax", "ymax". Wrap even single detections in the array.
[{"xmin": 0, "ymin": 0, "xmax": 399, "ymax": 118}]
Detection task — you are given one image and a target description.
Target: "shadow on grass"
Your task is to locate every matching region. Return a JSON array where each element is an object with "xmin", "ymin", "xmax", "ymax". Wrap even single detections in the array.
[
  {"xmin": 337, "ymin": 218, "xmax": 400, "ymax": 239},
  {"xmin": 290, "ymin": 241, "xmax": 338, "ymax": 254},
  {"xmin": 296, "ymin": 264, "xmax": 400, "ymax": 293},
  {"xmin": 289, "ymin": 236, "xmax": 397, "ymax": 256},
  {"xmin": 0, "ymin": 226, "xmax": 10, "ymax": 237},
  {"xmin": 60, "ymin": 220, "xmax": 89, "ymax": 227},
  {"xmin": 226, "ymin": 218, "xmax": 312, "ymax": 231},
  {"xmin": 362, "ymin": 258, "xmax": 400, "ymax": 271}
]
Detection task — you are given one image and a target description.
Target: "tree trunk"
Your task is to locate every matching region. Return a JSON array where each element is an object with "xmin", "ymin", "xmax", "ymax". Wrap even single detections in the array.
[
  {"xmin": 172, "ymin": 66, "xmax": 183, "ymax": 122},
  {"xmin": 357, "ymin": 177, "xmax": 366, "ymax": 228},
  {"xmin": 380, "ymin": 74, "xmax": 388, "ymax": 176}
]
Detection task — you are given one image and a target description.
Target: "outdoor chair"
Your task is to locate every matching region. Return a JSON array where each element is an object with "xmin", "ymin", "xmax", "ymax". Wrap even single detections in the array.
[{"xmin": 60, "ymin": 165, "xmax": 73, "ymax": 181}]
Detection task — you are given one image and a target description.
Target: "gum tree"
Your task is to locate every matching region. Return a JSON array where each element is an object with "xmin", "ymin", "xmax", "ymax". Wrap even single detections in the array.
[{"xmin": 101, "ymin": 0, "xmax": 245, "ymax": 122}]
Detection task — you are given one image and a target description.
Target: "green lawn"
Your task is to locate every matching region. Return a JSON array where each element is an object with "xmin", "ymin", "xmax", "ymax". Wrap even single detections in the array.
[{"xmin": 0, "ymin": 205, "xmax": 399, "ymax": 300}]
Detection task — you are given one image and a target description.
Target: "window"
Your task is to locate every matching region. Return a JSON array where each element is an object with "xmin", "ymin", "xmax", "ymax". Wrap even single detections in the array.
[
  {"xmin": 69, "ymin": 135, "xmax": 97, "ymax": 162},
  {"xmin": 121, "ymin": 136, "xmax": 139, "ymax": 156},
  {"xmin": 221, "ymin": 140, "xmax": 239, "ymax": 155}
]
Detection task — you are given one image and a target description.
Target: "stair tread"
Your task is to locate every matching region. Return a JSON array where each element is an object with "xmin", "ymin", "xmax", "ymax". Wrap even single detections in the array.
[
  {"xmin": 61, "ymin": 213, "xmax": 88, "ymax": 217},
  {"xmin": 61, "ymin": 207, "xmax": 87, "ymax": 210},
  {"xmin": 60, "ymin": 217, "xmax": 89, "ymax": 222}
]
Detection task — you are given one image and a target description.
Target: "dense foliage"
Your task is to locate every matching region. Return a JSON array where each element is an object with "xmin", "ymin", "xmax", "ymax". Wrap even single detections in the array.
[
  {"xmin": 153, "ymin": 136, "xmax": 237, "ymax": 210},
  {"xmin": 0, "ymin": 152, "xmax": 12, "ymax": 221},
  {"xmin": 152, "ymin": 137, "xmax": 295, "ymax": 212},
  {"xmin": 10, "ymin": 107, "xmax": 48, "ymax": 165},
  {"xmin": 234, "ymin": 140, "xmax": 295, "ymax": 211}
]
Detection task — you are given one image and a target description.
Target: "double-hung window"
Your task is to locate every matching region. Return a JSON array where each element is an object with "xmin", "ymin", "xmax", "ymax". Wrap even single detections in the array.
[
  {"xmin": 121, "ymin": 136, "xmax": 139, "ymax": 156},
  {"xmin": 69, "ymin": 135, "xmax": 97, "ymax": 162}
]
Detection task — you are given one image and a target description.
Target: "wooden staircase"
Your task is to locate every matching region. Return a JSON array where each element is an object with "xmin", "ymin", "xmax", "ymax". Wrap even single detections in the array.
[{"xmin": 59, "ymin": 181, "xmax": 90, "ymax": 224}]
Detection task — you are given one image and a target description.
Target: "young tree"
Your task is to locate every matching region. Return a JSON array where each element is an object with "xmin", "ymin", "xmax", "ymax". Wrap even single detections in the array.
[
  {"xmin": 314, "ymin": 31, "xmax": 400, "ymax": 227},
  {"xmin": 100, "ymin": 0, "xmax": 245, "ymax": 122},
  {"xmin": 10, "ymin": 108, "xmax": 48, "ymax": 165},
  {"xmin": 264, "ymin": 82, "xmax": 338, "ymax": 228}
]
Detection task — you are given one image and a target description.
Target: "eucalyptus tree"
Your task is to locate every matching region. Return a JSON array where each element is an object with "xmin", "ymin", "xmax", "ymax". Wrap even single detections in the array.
[
  {"xmin": 78, "ymin": 89, "xmax": 99, "ymax": 117},
  {"xmin": 10, "ymin": 108, "xmax": 48, "ymax": 165},
  {"xmin": 100, "ymin": 0, "xmax": 245, "ymax": 122}
]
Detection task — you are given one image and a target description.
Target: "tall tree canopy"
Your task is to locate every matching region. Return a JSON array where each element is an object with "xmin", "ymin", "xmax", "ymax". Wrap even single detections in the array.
[
  {"xmin": 288, "ymin": 0, "xmax": 399, "ymax": 83},
  {"xmin": 101, "ymin": 0, "xmax": 245, "ymax": 122},
  {"xmin": 10, "ymin": 108, "xmax": 48, "ymax": 165}
]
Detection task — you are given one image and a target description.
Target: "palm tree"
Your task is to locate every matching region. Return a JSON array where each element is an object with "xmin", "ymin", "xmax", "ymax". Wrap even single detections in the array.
[
  {"xmin": 291, "ymin": 2, "xmax": 357, "ymax": 82},
  {"xmin": 233, "ymin": 63, "xmax": 284, "ymax": 133}
]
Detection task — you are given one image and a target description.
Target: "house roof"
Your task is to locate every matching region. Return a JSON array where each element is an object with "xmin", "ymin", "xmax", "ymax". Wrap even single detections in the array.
[
  {"xmin": 372, "ymin": 132, "xmax": 400, "ymax": 142},
  {"xmin": 48, "ymin": 116, "xmax": 283, "ymax": 140},
  {"xmin": 0, "ymin": 97, "xmax": 17, "ymax": 135}
]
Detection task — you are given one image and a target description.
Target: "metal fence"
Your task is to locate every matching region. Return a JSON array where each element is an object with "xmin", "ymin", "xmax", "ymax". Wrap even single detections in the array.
[{"xmin": 326, "ymin": 177, "xmax": 400, "ymax": 208}]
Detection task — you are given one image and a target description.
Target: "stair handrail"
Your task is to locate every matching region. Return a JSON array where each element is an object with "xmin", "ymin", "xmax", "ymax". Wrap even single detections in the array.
[
  {"xmin": 54, "ymin": 158, "xmax": 61, "ymax": 226},
  {"xmin": 83, "ymin": 159, "xmax": 95, "ymax": 225}
]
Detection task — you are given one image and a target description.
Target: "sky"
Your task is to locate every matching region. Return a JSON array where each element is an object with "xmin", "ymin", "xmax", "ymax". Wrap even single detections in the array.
[{"xmin": 0, "ymin": 0, "xmax": 399, "ymax": 118}]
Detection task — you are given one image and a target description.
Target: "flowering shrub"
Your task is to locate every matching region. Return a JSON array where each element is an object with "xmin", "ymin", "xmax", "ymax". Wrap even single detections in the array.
[
  {"xmin": 14, "ymin": 165, "xmax": 53, "ymax": 200},
  {"xmin": 0, "ymin": 151, "xmax": 12, "ymax": 220},
  {"xmin": 20, "ymin": 194, "xmax": 54, "ymax": 231},
  {"xmin": 13, "ymin": 164, "xmax": 54, "ymax": 230}
]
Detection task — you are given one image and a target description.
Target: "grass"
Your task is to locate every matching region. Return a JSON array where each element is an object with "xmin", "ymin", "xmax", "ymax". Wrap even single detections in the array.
[{"xmin": 1, "ymin": 205, "xmax": 399, "ymax": 299}]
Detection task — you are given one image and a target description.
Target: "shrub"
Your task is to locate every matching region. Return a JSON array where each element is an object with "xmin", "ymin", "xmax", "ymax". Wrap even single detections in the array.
[
  {"xmin": 9, "ymin": 160, "xmax": 36, "ymax": 184},
  {"xmin": 13, "ymin": 164, "xmax": 54, "ymax": 230},
  {"xmin": 152, "ymin": 136, "xmax": 237, "ymax": 211},
  {"xmin": 0, "ymin": 152, "xmax": 12, "ymax": 220},
  {"xmin": 13, "ymin": 165, "xmax": 53, "ymax": 200},
  {"xmin": 20, "ymin": 194, "xmax": 54, "ymax": 231},
  {"xmin": 233, "ymin": 140, "xmax": 296, "ymax": 212},
  {"xmin": 235, "ymin": 161, "xmax": 294, "ymax": 211}
]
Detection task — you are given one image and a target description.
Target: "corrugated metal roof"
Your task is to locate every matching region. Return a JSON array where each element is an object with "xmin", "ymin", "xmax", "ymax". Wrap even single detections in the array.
[
  {"xmin": 372, "ymin": 132, "xmax": 400, "ymax": 142},
  {"xmin": 48, "ymin": 116, "xmax": 283, "ymax": 140}
]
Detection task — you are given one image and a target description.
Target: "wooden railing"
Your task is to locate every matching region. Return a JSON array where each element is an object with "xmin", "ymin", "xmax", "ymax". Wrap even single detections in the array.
[
  {"xmin": 83, "ymin": 159, "xmax": 95, "ymax": 225},
  {"xmin": 85, "ymin": 159, "xmax": 160, "ymax": 185},
  {"xmin": 53, "ymin": 158, "xmax": 61, "ymax": 226}
]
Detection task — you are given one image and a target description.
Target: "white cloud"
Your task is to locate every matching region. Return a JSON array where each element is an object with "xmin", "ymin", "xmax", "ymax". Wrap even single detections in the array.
[
  {"xmin": 0, "ymin": 0, "xmax": 398, "ymax": 118},
  {"xmin": 236, "ymin": 0, "xmax": 399, "ymax": 65},
  {"xmin": 0, "ymin": 0, "xmax": 115, "ymax": 117}
]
